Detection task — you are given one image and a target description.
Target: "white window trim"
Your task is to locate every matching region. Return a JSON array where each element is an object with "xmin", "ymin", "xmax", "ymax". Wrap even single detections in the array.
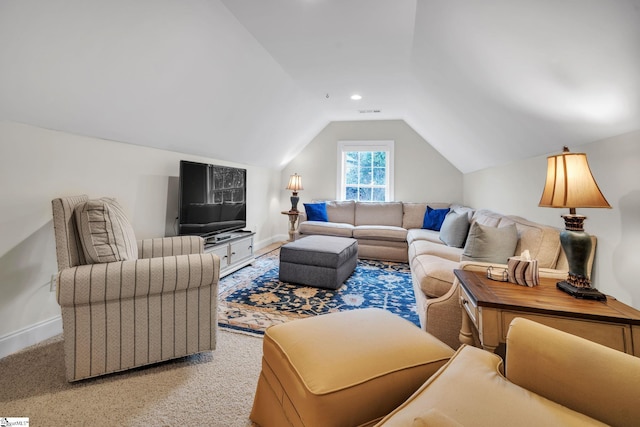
[{"xmin": 337, "ymin": 140, "xmax": 395, "ymax": 201}]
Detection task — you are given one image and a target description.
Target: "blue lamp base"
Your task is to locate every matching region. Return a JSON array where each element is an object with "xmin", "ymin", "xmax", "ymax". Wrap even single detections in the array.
[{"xmin": 289, "ymin": 193, "xmax": 300, "ymax": 212}]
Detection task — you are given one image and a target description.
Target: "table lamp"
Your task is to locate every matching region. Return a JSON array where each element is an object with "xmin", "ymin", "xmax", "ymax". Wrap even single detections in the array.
[
  {"xmin": 286, "ymin": 173, "xmax": 303, "ymax": 212},
  {"xmin": 538, "ymin": 146, "xmax": 611, "ymax": 300}
]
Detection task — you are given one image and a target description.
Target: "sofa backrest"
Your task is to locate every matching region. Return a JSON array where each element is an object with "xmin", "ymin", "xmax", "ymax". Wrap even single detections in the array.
[
  {"xmin": 325, "ymin": 200, "xmax": 356, "ymax": 224},
  {"xmin": 402, "ymin": 202, "xmax": 428, "ymax": 229},
  {"xmin": 355, "ymin": 202, "xmax": 404, "ymax": 226},
  {"xmin": 506, "ymin": 215, "xmax": 563, "ymax": 269},
  {"xmin": 401, "ymin": 202, "xmax": 452, "ymax": 229},
  {"xmin": 472, "ymin": 209, "xmax": 562, "ymax": 269}
]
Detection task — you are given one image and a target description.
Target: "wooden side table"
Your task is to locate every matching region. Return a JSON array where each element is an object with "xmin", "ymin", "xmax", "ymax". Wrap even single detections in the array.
[
  {"xmin": 455, "ymin": 269, "xmax": 640, "ymax": 357},
  {"xmin": 281, "ymin": 211, "xmax": 300, "ymax": 241}
]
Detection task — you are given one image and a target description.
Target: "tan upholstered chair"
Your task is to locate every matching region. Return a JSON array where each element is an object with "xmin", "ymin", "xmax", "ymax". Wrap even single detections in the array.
[
  {"xmin": 377, "ymin": 317, "xmax": 640, "ymax": 426},
  {"xmin": 52, "ymin": 195, "xmax": 220, "ymax": 381}
]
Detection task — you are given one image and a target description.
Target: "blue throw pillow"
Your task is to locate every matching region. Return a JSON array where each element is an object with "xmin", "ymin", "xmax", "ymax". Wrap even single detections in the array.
[
  {"xmin": 422, "ymin": 206, "xmax": 450, "ymax": 231},
  {"xmin": 304, "ymin": 202, "xmax": 328, "ymax": 222}
]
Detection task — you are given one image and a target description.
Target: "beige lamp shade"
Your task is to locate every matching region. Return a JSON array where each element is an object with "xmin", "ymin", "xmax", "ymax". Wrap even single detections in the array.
[
  {"xmin": 286, "ymin": 173, "xmax": 303, "ymax": 192},
  {"xmin": 538, "ymin": 148, "xmax": 610, "ymax": 209}
]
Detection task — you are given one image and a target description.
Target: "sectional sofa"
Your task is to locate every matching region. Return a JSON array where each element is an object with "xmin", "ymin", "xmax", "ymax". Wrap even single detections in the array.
[
  {"xmin": 299, "ymin": 200, "xmax": 454, "ymax": 262},
  {"xmin": 298, "ymin": 200, "xmax": 593, "ymax": 349}
]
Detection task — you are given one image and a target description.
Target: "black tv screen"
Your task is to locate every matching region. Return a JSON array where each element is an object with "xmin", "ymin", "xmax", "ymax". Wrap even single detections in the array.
[{"xmin": 178, "ymin": 160, "xmax": 247, "ymax": 237}]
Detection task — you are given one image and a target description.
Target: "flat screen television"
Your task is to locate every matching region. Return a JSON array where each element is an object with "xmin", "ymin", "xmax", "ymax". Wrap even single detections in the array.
[{"xmin": 178, "ymin": 160, "xmax": 247, "ymax": 238}]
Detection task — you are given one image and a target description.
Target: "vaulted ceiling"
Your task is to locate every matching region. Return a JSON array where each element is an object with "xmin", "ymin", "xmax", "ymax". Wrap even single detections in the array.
[{"xmin": 1, "ymin": 0, "xmax": 639, "ymax": 173}]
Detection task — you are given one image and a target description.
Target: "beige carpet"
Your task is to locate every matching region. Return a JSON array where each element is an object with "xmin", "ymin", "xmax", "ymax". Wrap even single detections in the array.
[{"xmin": 0, "ymin": 329, "xmax": 263, "ymax": 426}]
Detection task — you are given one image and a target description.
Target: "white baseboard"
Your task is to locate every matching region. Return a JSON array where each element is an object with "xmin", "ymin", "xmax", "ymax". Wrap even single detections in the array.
[{"xmin": 0, "ymin": 316, "xmax": 62, "ymax": 359}]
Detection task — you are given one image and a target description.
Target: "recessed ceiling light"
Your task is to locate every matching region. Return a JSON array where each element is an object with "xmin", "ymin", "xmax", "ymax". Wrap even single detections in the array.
[{"xmin": 350, "ymin": 94, "xmax": 362, "ymax": 100}]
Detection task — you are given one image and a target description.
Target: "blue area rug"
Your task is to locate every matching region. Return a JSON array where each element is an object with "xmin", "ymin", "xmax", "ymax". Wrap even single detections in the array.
[{"xmin": 218, "ymin": 249, "xmax": 419, "ymax": 335}]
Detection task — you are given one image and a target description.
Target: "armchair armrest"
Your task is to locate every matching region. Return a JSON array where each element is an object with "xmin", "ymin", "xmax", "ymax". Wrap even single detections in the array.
[
  {"xmin": 57, "ymin": 253, "xmax": 219, "ymax": 306},
  {"xmin": 137, "ymin": 235, "xmax": 205, "ymax": 258},
  {"xmin": 506, "ymin": 317, "xmax": 640, "ymax": 427}
]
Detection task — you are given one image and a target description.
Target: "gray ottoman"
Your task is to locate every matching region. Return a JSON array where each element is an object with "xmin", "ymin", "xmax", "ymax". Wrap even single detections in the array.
[{"xmin": 279, "ymin": 236, "xmax": 358, "ymax": 290}]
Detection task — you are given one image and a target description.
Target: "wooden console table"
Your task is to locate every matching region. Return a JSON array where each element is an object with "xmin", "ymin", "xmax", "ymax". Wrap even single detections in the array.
[{"xmin": 455, "ymin": 269, "xmax": 640, "ymax": 357}]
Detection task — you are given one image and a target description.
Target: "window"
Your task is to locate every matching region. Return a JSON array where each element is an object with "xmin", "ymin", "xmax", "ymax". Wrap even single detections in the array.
[{"xmin": 337, "ymin": 141, "xmax": 394, "ymax": 201}]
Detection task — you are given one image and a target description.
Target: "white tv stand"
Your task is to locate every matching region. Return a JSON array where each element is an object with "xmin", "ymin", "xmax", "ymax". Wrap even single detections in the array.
[{"xmin": 203, "ymin": 230, "xmax": 255, "ymax": 278}]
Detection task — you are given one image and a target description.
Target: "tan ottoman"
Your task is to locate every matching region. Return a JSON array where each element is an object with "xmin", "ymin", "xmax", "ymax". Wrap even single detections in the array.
[{"xmin": 250, "ymin": 308, "xmax": 454, "ymax": 427}]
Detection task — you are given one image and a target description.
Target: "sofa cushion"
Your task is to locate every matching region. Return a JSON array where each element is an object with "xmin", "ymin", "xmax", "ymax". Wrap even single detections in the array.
[
  {"xmin": 303, "ymin": 202, "xmax": 328, "ymax": 222},
  {"xmin": 411, "ymin": 255, "xmax": 459, "ymax": 298},
  {"xmin": 472, "ymin": 209, "xmax": 506, "ymax": 227},
  {"xmin": 353, "ymin": 225, "xmax": 408, "ymax": 242},
  {"xmin": 402, "ymin": 202, "xmax": 451, "ymax": 229},
  {"xmin": 507, "ymin": 215, "xmax": 562, "ymax": 269},
  {"xmin": 422, "ymin": 206, "xmax": 450, "ymax": 231},
  {"xmin": 326, "ymin": 200, "xmax": 356, "ymax": 224},
  {"xmin": 406, "ymin": 228, "xmax": 442, "ymax": 245},
  {"xmin": 450, "ymin": 204, "xmax": 475, "ymax": 220},
  {"xmin": 469, "ymin": 210, "xmax": 562, "ymax": 268},
  {"xmin": 402, "ymin": 202, "xmax": 428, "ymax": 229},
  {"xmin": 410, "ymin": 240, "xmax": 463, "ymax": 263},
  {"xmin": 377, "ymin": 345, "xmax": 605, "ymax": 427},
  {"xmin": 439, "ymin": 211, "xmax": 470, "ymax": 248},
  {"xmin": 461, "ymin": 222, "xmax": 518, "ymax": 264},
  {"xmin": 355, "ymin": 202, "xmax": 403, "ymax": 227},
  {"xmin": 74, "ymin": 198, "xmax": 138, "ymax": 264},
  {"xmin": 299, "ymin": 221, "xmax": 354, "ymax": 238}
]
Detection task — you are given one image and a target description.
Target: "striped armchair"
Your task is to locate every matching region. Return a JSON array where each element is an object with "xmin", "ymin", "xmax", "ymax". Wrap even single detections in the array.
[{"xmin": 52, "ymin": 195, "xmax": 220, "ymax": 381}]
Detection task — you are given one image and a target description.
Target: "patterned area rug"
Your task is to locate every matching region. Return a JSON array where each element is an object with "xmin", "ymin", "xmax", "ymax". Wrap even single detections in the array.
[{"xmin": 218, "ymin": 248, "xmax": 419, "ymax": 335}]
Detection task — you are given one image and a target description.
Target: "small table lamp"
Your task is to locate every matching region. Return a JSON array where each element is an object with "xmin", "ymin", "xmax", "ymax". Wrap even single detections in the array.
[
  {"xmin": 286, "ymin": 173, "xmax": 303, "ymax": 212},
  {"xmin": 539, "ymin": 146, "xmax": 611, "ymax": 300}
]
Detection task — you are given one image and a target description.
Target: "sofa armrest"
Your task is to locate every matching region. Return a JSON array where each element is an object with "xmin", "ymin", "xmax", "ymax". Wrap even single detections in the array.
[
  {"xmin": 57, "ymin": 253, "xmax": 220, "ymax": 306},
  {"xmin": 297, "ymin": 211, "xmax": 306, "ymax": 225},
  {"xmin": 137, "ymin": 235, "xmax": 204, "ymax": 258},
  {"xmin": 424, "ymin": 284, "xmax": 463, "ymax": 350},
  {"xmin": 506, "ymin": 317, "xmax": 640, "ymax": 427}
]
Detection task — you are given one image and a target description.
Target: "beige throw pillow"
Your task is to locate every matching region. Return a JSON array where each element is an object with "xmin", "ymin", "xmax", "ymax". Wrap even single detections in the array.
[
  {"xmin": 439, "ymin": 211, "xmax": 471, "ymax": 248},
  {"xmin": 75, "ymin": 198, "xmax": 138, "ymax": 264}
]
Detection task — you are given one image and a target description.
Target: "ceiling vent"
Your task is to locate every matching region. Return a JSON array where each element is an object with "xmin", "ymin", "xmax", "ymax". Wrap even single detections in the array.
[{"xmin": 358, "ymin": 109, "xmax": 381, "ymax": 114}]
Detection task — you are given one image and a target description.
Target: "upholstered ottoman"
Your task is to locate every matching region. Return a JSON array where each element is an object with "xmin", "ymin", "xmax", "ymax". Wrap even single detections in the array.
[
  {"xmin": 279, "ymin": 235, "xmax": 358, "ymax": 290},
  {"xmin": 249, "ymin": 308, "xmax": 454, "ymax": 427}
]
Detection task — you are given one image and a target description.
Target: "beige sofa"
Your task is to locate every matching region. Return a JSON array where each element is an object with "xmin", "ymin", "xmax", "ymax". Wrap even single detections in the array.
[
  {"xmin": 376, "ymin": 317, "xmax": 640, "ymax": 427},
  {"xmin": 410, "ymin": 208, "xmax": 596, "ymax": 349},
  {"xmin": 298, "ymin": 200, "xmax": 453, "ymax": 262},
  {"xmin": 299, "ymin": 201, "xmax": 593, "ymax": 350}
]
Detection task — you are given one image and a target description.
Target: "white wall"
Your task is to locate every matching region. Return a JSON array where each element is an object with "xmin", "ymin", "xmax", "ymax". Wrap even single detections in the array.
[
  {"xmin": 281, "ymin": 120, "xmax": 463, "ymax": 207},
  {"xmin": 0, "ymin": 121, "xmax": 283, "ymax": 357},
  {"xmin": 0, "ymin": 0, "xmax": 326, "ymax": 171},
  {"xmin": 464, "ymin": 130, "xmax": 640, "ymax": 308}
]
